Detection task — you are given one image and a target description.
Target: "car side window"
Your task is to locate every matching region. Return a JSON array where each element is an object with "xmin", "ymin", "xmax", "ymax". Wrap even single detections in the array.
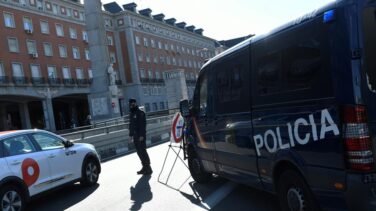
[
  {"xmin": 32, "ymin": 133, "xmax": 64, "ymax": 151},
  {"xmin": 2, "ymin": 135, "xmax": 37, "ymax": 157},
  {"xmin": 199, "ymin": 74, "xmax": 208, "ymax": 117}
]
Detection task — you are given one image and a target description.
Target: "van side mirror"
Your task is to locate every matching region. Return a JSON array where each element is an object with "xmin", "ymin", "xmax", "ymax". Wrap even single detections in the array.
[{"xmin": 180, "ymin": 99, "xmax": 190, "ymax": 117}]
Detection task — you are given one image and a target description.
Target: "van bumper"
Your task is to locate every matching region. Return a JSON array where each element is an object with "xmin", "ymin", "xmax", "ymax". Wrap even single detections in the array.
[{"xmin": 344, "ymin": 173, "xmax": 376, "ymax": 211}]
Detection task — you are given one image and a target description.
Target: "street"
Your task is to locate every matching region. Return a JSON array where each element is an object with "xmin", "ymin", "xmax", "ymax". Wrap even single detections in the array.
[{"xmin": 27, "ymin": 142, "xmax": 279, "ymax": 211}]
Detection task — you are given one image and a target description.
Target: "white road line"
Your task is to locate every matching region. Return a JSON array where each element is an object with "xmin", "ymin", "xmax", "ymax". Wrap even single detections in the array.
[{"xmin": 194, "ymin": 181, "xmax": 237, "ymax": 210}]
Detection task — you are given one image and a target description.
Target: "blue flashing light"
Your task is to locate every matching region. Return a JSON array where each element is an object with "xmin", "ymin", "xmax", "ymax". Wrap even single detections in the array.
[{"xmin": 323, "ymin": 10, "xmax": 336, "ymax": 23}]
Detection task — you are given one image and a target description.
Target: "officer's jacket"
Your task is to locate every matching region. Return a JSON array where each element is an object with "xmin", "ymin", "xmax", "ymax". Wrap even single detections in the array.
[{"xmin": 129, "ymin": 108, "xmax": 146, "ymax": 137}]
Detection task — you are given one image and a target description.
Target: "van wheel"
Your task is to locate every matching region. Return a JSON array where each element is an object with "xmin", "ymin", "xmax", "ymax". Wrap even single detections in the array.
[
  {"xmin": 0, "ymin": 184, "xmax": 25, "ymax": 211},
  {"xmin": 277, "ymin": 170, "xmax": 319, "ymax": 211},
  {"xmin": 188, "ymin": 149, "xmax": 212, "ymax": 183},
  {"xmin": 81, "ymin": 158, "xmax": 100, "ymax": 186}
]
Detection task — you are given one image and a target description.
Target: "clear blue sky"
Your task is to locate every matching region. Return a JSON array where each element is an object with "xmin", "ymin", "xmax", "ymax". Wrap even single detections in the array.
[{"xmin": 99, "ymin": 0, "xmax": 335, "ymax": 40}]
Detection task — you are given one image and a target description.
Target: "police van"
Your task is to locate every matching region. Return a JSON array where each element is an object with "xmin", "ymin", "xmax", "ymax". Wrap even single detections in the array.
[{"xmin": 180, "ymin": 0, "xmax": 376, "ymax": 210}]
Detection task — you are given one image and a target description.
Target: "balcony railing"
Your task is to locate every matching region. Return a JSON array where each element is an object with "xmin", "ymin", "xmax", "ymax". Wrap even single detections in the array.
[
  {"xmin": 0, "ymin": 76, "xmax": 9, "ymax": 85},
  {"xmin": 76, "ymin": 79, "xmax": 89, "ymax": 86},
  {"xmin": 63, "ymin": 78, "xmax": 75, "ymax": 85},
  {"xmin": 140, "ymin": 78, "xmax": 165, "ymax": 85},
  {"xmin": 13, "ymin": 76, "xmax": 29, "ymax": 85},
  {"xmin": 48, "ymin": 78, "xmax": 61, "ymax": 86},
  {"xmin": 31, "ymin": 77, "xmax": 45, "ymax": 85}
]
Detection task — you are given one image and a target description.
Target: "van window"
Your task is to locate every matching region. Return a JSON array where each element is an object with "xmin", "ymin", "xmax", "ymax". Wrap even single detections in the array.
[
  {"xmin": 214, "ymin": 48, "xmax": 250, "ymax": 114},
  {"xmin": 363, "ymin": 7, "xmax": 376, "ymax": 91},
  {"xmin": 253, "ymin": 16, "xmax": 332, "ymax": 105},
  {"xmin": 193, "ymin": 72, "xmax": 208, "ymax": 117}
]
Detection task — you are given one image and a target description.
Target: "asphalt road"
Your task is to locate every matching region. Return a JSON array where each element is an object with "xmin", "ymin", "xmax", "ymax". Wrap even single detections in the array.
[{"xmin": 27, "ymin": 142, "xmax": 280, "ymax": 211}]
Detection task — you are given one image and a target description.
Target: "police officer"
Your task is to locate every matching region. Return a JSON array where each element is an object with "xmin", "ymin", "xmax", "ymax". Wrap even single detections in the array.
[{"xmin": 129, "ymin": 98, "xmax": 152, "ymax": 175}]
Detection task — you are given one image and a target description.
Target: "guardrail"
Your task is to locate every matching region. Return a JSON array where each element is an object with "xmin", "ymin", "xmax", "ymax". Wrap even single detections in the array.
[{"xmin": 60, "ymin": 114, "xmax": 175, "ymax": 160}]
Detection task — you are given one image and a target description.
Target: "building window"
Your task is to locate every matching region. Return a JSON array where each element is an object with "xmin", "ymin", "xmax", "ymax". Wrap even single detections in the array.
[
  {"xmin": 135, "ymin": 36, "xmax": 140, "ymax": 45},
  {"xmin": 69, "ymin": 27, "xmax": 77, "ymax": 39},
  {"xmin": 43, "ymin": 42, "xmax": 52, "ymax": 56},
  {"xmin": 20, "ymin": 0, "xmax": 27, "ymax": 6},
  {"xmin": 4, "ymin": 12, "xmax": 15, "ymax": 28},
  {"xmin": 85, "ymin": 49, "xmax": 90, "ymax": 60},
  {"xmin": 67, "ymin": 8, "xmax": 72, "ymax": 17},
  {"xmin": 164, "ymin": 43, "xmax": 168, "ymax": 50},
  {"xmin": 153, "ymin": 103, "xmax": 158, "ymax": 111},
  {"xmin": 62, "ymin": 67, "xmax": 70, "ymax": 79},
  {"xmin": 158, "ymin": 41, "xmax": 162, "ymax": 49},
  {"xmin": 72, "ymin": 47, "xmax": 80, "ymax": 59},
  {"xmin": 159, "ymin": 56, "xmax": 165, "ymax": 64},
  {"xmin": 146, "ymin": 54, "xmax": 150, "ymax": 63},
  {"xmin": 75, "ymin": 68, "xmax": 83, "ymax": 79},
  {"xmin": 145, "ymin": 103, "xmax": 150, "ymax": 112},
  {"xmin": 172, "ymin": 57, "xmax": 177, "ymax": 66},
  {"xmin": 0, "ymin": 62, "xmax": 5, "ymax": 77},
  {"xmin": 160, "ymin": 102, "xmax": 165, "ymax": 110},
  {"xmin": 151, "ymin": 39, "xmax": 155, "ymax": 48},
  {"xmin": 26, "ymin": 40, "xmax": 37, "ymax": 54},
  {"xmin": 52, "ymin": 4, "xmax": 58, "ymax": 14},
  {"xmin": 154, "ymin": 56, "xmax": 158, "ymax": 64},
  {"xmin": 12, "ymin": 63, "xmax": 23, "ymax": 78},
  {"xmin": 107, "ymin": 36, "xmax": 113, "ymax": 46},
  {"xmin": 55, "ymin": 24, "xmax": 64, "ymax": 37},
  {"xmin": 88, "ymin": 69, "xmax": 93, "ymax": 79},
  {"xmin": 110, "ymin": 52, "xmax": 116, "ymax": 63},
  {"xmin": 138, "ymin": 53, "xmax": 143, "ymax": 62},
  {"xmin": 58, "ymin": 45, "xmax": 67, "ymax": 58},
  {"xmin": 23, "ymin": 16, "xmax": 33, "ymax": 31},
  {"xmin": 36, "ymin": 0, "xmax": 43, "ymax": 10},
  {"xmin": 166, "ymin": 56, "xmax": 171, "ymax": 65},
  {"xmin": 140, "ymin": 69, "xmax": 145, "ymax": 78},
  {"xmin": 47, "ymin": 66, "xmax": 57, "ymax": 79},
  {"xmin": 143, "ymin": 37, "xmax": 148, "ymax": 47},
  {"xmin": 79, "ymin": 12, "xmax": 84, "ymax": 21},
  {"xmin": 170, "ymin": 44, "xmax": 174, "ymax": 51},
  {"xmin": 156, "ymin": 71, "xmax": 160, "ymax": 79},
  {"xmin": 30, "ymin": 64, "xmax": 41, "ymax": 78},
  {"xmin": 40, "ymin": 20, "xmax": 49, "ymax": 34},
  {"xmin": 148, "ymin": 70, "xmax": 153, "ymax": 79},
  {"xmin": 82, "ymin": 31, "xmax": 88, "ymax": 42},
  {"xmin": 8, "ymin": 37, "xmax": 19, "ymax": 53}
]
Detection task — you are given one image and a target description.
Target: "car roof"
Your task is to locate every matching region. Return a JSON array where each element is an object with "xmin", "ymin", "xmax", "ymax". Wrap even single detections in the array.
[{"xmin": 0, "ymin": 129, "xmax": 56, "ymax": 140}]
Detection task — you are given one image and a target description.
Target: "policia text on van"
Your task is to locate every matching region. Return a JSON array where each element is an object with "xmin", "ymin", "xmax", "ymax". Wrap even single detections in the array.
[{"xmin": 180, "ymin": 0, "xmax": 376, "ymax": 210}]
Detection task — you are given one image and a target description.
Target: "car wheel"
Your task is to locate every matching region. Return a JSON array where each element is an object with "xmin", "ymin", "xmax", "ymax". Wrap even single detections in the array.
[
  {"xmin": 277, "ymin": 170, "xmax": 319, "ymax": 211},
  {"xmin": 187, "ymin": 148, "xmax": 212, "ymax": 183},
  {"xmin": 81, "ymin": 158, "xmax": 99, "ymax": 186},
  {"xmin": 0, "ymin": 184, "xmax": 25, "ymax": 211}
]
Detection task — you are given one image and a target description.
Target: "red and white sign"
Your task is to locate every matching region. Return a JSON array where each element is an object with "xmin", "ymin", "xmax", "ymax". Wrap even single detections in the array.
[
  {"xmin": 171, "ymin": 112, "xmax": 184, "ymax": 143},
  {"xmin": 22, "ymin": 158, "xmax": 40, "ymax": 187}
]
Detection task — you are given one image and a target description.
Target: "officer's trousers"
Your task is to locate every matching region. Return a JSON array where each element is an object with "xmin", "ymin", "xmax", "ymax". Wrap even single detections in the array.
[{"xmin": 133, "ymin": 136, "xmax": 151, "ymax": 167}]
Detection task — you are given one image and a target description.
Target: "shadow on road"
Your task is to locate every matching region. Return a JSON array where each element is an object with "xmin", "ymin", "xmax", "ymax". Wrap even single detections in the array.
[
  {"xmin": 130, "ymin": 174, "xmax": 153, "ymax": 211},
  {"xmin": 27, "ymin": 183, "xmax": 100, "ymax": 211}
]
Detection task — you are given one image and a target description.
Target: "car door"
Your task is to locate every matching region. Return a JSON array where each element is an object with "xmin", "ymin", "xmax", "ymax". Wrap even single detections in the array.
[
  {"xmin": 30, "ymin": 132, "xmax": 79, "ymax": 188},
  {"xmin": 2, "ymin": 134, "xmax": 51, "ymax": 196}
]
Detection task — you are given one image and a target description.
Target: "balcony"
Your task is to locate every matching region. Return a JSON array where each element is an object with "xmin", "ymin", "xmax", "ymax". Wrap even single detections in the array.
[
  {"xmin": 63, "ymin": 78, "xmax": 76, "ymax": 86},
  {"xmin": 0, "ymin": 76, "xmax": 9, "ymax": 85},
  {"xmin": 13, "ymin": 76, "xmax": 29, "ymax": 85},
  {"xmin": 48, "ymin": 78, "xmax": 61, "ymax": 86},
  {"xmin": 140, "ymin": 78, "xmax": 165, "ymax": 85},
  {"xmin": 76, "ymin": 79, "xmax": 89, "ymax": 86},
  {"xmin": 31, "ymin": 77, "xmax": 46, "ymax": 86}
]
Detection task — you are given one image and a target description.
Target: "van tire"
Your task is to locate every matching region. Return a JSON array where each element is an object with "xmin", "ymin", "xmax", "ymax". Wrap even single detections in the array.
[
  {"xmin": 80, "ymin": 158, "xmax": 100, "ymax": 186},
  {"xmin": 277, "ymin": 170, "xmax": 319, "ymax": 211},
  {"xmin": 187, "ymin": 149, "xmax": 212, "ymax": 183},
  {"xmin": 0, "ymin": 184, "xmax": 26, "ymax": 211}
]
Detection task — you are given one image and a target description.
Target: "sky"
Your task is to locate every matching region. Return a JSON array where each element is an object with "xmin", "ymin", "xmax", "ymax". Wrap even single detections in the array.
[{"xmin": 99, "ymin": 0, "xmax": 336, "ymax": 41}]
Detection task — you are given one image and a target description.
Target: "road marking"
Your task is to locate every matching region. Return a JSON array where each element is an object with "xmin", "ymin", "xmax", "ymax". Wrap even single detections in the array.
[{"xmin": 194, "ymin": 181, "xmax": 237, "ymax": 210}]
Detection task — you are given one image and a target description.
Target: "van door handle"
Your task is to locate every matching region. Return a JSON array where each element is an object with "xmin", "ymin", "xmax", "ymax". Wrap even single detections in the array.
[
  {"xmin": 48, "ymin": 154, "xmax": 56, "ymax": 158},
  {"xmin": 11, "ymin": 160, "xmax": 21, "ymax": 165}
]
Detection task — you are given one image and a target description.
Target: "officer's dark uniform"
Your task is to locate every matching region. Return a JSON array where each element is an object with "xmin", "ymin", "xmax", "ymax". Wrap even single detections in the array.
[{"xmin": 129, "ymin": 99, "xmax": 152, "ymax": 174}]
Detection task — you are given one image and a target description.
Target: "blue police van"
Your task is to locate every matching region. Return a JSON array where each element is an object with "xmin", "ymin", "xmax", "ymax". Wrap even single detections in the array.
[{"xmin": 180, "ymin": 0, "xmax": 376, "ymax": 210}]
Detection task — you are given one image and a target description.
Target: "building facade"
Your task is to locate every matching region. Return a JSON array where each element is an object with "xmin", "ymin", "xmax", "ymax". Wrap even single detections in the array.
[{"xmin": 0, "ymin": 0, "xmax": 216, "ymax": 131}]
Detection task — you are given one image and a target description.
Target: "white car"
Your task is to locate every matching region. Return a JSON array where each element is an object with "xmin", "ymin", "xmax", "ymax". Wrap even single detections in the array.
[{"xmin": 0, "ymin": 129, "xmax": 101, "ymax": 211}]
